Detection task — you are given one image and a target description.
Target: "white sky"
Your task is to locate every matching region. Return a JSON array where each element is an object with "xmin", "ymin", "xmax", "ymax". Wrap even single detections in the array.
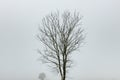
[{"xmin": 0, "ymin": 0, "xmax": 120, "ymax": 80}]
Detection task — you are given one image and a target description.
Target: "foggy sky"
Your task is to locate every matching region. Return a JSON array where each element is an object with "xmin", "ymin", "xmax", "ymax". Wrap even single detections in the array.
[{"xmin": 0, "ymin": 0, "xmax": 120, "ymax": 80}]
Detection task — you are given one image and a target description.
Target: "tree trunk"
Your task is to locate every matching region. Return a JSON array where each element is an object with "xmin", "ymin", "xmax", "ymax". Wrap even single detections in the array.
[
  {"xmin": 63, "ymin": 75, "xmax": 66, "ymax": 80},
  {"xmin": 61, "ymin": 75, "xmax": 66, "ymax": 80}
]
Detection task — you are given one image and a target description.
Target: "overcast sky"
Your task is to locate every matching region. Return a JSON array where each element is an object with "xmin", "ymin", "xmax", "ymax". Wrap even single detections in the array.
[{"xmin": 0, "ymin": 0, "xmax": 120, "ymax": 80}]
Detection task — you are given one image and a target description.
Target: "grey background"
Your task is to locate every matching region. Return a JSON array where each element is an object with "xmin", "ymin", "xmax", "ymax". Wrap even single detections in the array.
[{"xmin": 0, "ymin": 0, "xmax": 120, "ymax": 80}]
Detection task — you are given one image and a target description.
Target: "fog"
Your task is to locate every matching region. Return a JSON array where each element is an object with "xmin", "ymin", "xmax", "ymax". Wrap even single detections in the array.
[{"xmin": 0, "ymin": 0, "xmax": 120, "ymax": 80}]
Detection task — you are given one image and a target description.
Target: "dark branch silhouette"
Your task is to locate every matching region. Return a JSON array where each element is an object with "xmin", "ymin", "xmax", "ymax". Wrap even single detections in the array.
[{"xmin": 37, "ymin": 11, "xmax": 85, "ymax": 80}]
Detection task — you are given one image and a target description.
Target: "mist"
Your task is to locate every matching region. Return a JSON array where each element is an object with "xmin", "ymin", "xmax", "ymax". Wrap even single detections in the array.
[{"xmin": 0, "ymin": 0, "xmax": 120, "ymax": 80}]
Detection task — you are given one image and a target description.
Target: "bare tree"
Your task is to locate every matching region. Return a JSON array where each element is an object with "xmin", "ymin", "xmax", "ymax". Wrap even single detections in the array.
[
  {"xmin": 39, "ymin": 73, "xmax": 46, "ymax": 80},
  {"xmin": 37, "ymin": 11, "xmax": 85, "ymax": 80}
]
